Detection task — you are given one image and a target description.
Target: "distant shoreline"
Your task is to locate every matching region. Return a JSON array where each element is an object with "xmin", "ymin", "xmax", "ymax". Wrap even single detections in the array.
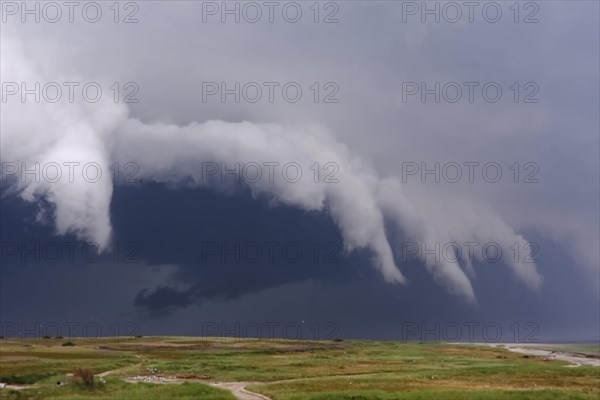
[{"xmin": 454, "ymin": 342, "xmax": 600, "ymax": 367}]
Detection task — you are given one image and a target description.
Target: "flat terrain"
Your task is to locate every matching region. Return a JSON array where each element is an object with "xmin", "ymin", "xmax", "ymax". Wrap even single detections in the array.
[{"xmin": 0, "ymin": 337, "xmax": 598, "ymax": 399}]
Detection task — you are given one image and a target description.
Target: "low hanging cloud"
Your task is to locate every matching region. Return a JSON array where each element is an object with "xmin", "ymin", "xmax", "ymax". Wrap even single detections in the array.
[{"xmin": 1, "ymin": 32, "xmax": 543, "ymax": 303}]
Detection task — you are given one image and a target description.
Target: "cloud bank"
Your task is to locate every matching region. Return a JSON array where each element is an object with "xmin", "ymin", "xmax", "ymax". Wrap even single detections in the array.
[{"xmin": 0, "ymin": 31, "xmax": 547, "ymax": 302}]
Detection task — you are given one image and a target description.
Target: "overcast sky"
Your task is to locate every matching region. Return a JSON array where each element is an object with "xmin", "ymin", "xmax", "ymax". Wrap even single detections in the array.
[{"xmin": 0, "ymin": 1, "xmax": 598, "ymax": 342}]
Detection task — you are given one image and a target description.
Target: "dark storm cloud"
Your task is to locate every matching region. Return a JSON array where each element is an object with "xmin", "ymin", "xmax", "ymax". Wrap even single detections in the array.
[
  {"xmin": 1, "ymin": 183, "xmax": 598, "ymax": 340},
  {"xmin": 134, "ymin": 286, "xmax": 193, "ymax": 311},
  {"xmin": 110, "ymin": 183, "xmax": 372, "ymax": 312}
]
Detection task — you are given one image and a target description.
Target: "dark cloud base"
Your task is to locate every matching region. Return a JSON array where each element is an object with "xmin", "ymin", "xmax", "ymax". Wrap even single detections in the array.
[{"xmin": 1, "ymin": 184, "xmax": 598, "ymax": 341}]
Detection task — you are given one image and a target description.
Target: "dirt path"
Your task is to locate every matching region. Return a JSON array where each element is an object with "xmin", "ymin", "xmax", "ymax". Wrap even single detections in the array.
[
  {"xmin": 209, "ymin": 382, "xmax": 272, "ymax": 400},
  {"xmin": 97, "ymin": 354, "xmax": 148, "ymax": 377},
  {"xmin": 123, "ymin": 371, "xmax": 401, "ymax": 399},
  {"xmin": 0, "ymin": 383, "xmax": 36, "ymax": 390},
  {"xmin": 207, "ymin": 372, "xmax": 403, "ymax": 400},
  {"xmin": 95, "ymin": 351, "xmax": 272, "ymax": 399}
]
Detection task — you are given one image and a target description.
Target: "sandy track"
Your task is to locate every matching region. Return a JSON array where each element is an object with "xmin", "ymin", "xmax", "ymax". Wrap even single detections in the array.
[
  {"xmin": 208, "ymin": 382, "xmax": 272, "ymax": 400},
  {"xmin": 97, "ymin": 353, "xmax": 148, "ymax": 377},
  {"xmin": 455, "ymin": 343, "xmax": 600, "ymax": 367},
  {"xmin": 121, "ymin": 377, "xmax": 272, "ymax": 399},
  {"xmin": 488, "ymin": 344, "xmax": 600, "ymax": 367},
  {"xmin": 0, "ymin": 383, "xmax": 36, "ymax": 390}
]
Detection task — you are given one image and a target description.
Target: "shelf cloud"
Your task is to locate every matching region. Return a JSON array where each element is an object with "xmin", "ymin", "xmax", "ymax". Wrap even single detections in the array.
[{"xmin": 1, "ymin": 29, "xmax": 552, "ymax": 303}]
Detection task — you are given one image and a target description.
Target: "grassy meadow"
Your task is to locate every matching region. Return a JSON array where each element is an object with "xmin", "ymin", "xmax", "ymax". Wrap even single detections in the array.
[{"xmin": 0, "ymin": 337, "xmax": 598, "ymax": 399}]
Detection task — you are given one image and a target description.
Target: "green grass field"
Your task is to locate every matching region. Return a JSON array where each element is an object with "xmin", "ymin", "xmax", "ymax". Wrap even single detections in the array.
[{"xmin": 0, "ymin": 337, "xmax": 598, "ymax": 399}]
